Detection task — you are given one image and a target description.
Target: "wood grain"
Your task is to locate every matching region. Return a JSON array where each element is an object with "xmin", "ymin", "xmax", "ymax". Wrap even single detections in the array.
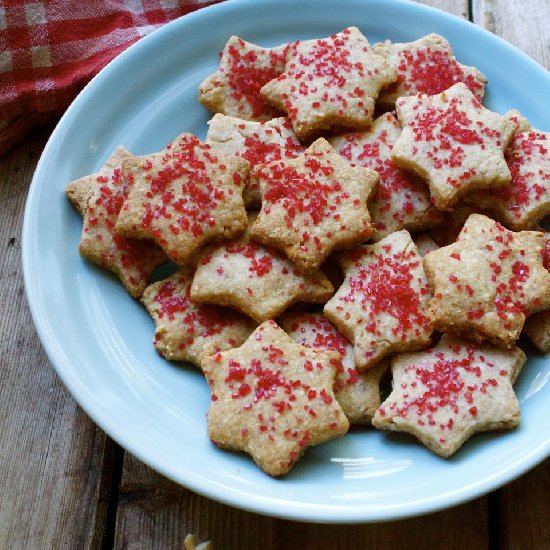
[
  {"xmin": 472, "ymin": 0, "xmax": 550, "ymax": 68},
  {"xmin": 0, "ymin": 125, "xmax": 114, "ymax": 549}
]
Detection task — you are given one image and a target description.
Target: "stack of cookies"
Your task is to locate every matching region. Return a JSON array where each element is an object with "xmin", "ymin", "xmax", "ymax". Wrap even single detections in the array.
[{"xmin": 67, "ymin": 28, "xmax": 550, "ymax": 477}]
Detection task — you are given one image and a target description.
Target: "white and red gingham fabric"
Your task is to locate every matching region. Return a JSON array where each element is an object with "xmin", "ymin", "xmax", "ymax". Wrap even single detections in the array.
[{"xmin": 0, "ymin": 0, "xmax": 221, "ymax": 155}]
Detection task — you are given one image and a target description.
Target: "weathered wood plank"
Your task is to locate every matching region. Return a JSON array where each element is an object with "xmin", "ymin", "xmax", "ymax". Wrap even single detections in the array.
[
  {"xmin": 115, "ymin": 453, "xmax": 487, "ymax": 550},
  {"xmin": 0, "ymin": 125, "xmax": 114, "ymax": 549},
  {"xmin": 421, "ymin": 0, "xmax": 469, "ymax": 18},
  {"xmin": 472, "ymin": 0, "xmax": 550, "ymax": 68}
]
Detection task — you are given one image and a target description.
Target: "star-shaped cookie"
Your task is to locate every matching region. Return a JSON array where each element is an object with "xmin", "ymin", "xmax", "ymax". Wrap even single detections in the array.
[
  {"xmin": 392, "ymin": 83, "xmax": 515, "ymax": 210},
  {"xmin": 202, "ymin": 320, "xmax": 349, "ymax": 476},
  {"xmin": 260, "ymin": 27, "xmax": 397, "ymax": 140},
  {"xmin": 324, "ymin": 229, "xmax": 433, "ymax": 370},
  {"xmin": 374, "ymin": 33, "xmax": 486, "ymax": 109},
  {"xmin": 66, "ymin": 146, "xmax": 167, "ymax": 298},
  {"xmin": 198, "ymin": 36, "xmax": 289, "ymax": 121},
  {"xmin": 250, "ymin": 138, "xmax": 379, "ymax": 272},
  {"xmin": 280, "ymin": 312, "xmax": 387, "ymax": 424},
  {"xmin": 423, "ymin": 214, "xmax": 550, "ymax": 346},
  {"xmin": 205, "ymin": 114, "xmax": 303, "ymax": 208},
  {"xmin": 465, "ymin": 116, "xmax": 550, "ymax": 230},
  {"xmin": 330, "ymin": 112, "xmax": 442, "ymax": 241},
  {"xmin": 116, "ymin": 133, "xmax": 249, "ymax": 264},
  {"xmin": 141, "ymin": 266, "xmax": 256, "ymax": 367},
  {"xmin": 372, "ymin": 335, "xmax": 526, "ymax": 457},
  {"xmin": 190, "ymin": 216, "xmax": 333, "ymax": 322}
]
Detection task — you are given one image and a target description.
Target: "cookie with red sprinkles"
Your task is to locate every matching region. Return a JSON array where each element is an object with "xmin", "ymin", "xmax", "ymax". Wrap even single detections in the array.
[
  {"xmin": 280, "ymin": 312, "xmax": 387, "ymax": 424},
  {"xmin": 423, "ymin": 214, "xmax": 550, "ymax": 346},
  {"xmin": 464, "ymin": 114, "xmax": 550, "ymax": 230},
  {"xmin": 324, "ymin": 229, "xmax": 433, "ymax": 370},
  {"xmin": 198, "ymin": 36, "xmax": 289, "ymax": 121},
  {"xmin": 414, "ymin": 233, "xmax": 439, "ymax": 257},
  {"xmin": 372, "ymin": 335, "xmax": 526, "ymax": 457},
  {"xmin": 70, "ymin": 147, "xmax": 167, "ymax": 298},
  {"xmin": 392, "ymin": 82, "xmax": 515, "ymax": 210},
  {"xmin": 260, "ymin": 27, "xmax": 397, "ymax": 140},
  {"xmin": 190, "ymin": 216, "xmax": 333, "ymax": 322},
  {"xmin": 523, "ymin": 232, "xmax": 550, "ymax": 353},
  {"xmin": 205, "ymin": 114, "xmax": 303, "ymax": 208},
  {"xmin": 330, "ymin": 112, "xmax": 442, "ymax": 241},
  {"xmin": 202, "ymin": 320, "xmax": 349, "ymax": 476},
  {"xmin": 250, "ymin": 137, "xmax": 379, "ymax": 272},
  {"xmin": 116, "ymin": 133, "xmax": 249, "ymax": 265},
  {"xmin": 374, "ymin": 33, "xmax": 486, "ymax": 109},
  {"xmin": 66, "ymin": 174, "xmax": 95, "ymax": 215},
  {"xmin": 142, "ymin": 266, "xmax": 256, "ymax": 366}
]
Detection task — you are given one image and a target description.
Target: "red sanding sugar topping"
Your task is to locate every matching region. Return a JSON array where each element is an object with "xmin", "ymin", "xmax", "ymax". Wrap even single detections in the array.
[
  {"xmin": 342, "ymin": 244, "xmax": 431, "ymax": 337},
  {"xmin": 262, "ymin": 148, "xmax": 351, "ymax": 231},
  {"xmin": 498, "ymin": 131, "xmax": 550, "ymax": 217},
  {"xmin": 86, "ymin": 166, "xmax": 163, "ymax": 281},
  {"xmin": 394, "ymin": 344, "xmax": 501, "ymax": 430},
  {"xmin": 288, "ymin": 314, "xmax": 357, "ymax": 387},
  {"xmin": 395, "ymin": 46, "xmax": 484, "ymax": 99},
  {"xmin": 139, "ymin": 135, "xmax": 236, "ymax": 247},
  {"xmin": 153, "ymin": 275, "xmax": 241, "ymax": 340},
  {"xmin": 274, "ymin": 28, "xmax": 373, "ymax": 121},
  {"xmin": 222, "ymin": 241, "xmax": 291, "ymax": 279},
  {"xmin": 337, "ymin": 123, "xmax": 437, "ymax": 231},
  {"xmin": 225, "ymin": 39, "xmax": 288, "ymax": 119}
]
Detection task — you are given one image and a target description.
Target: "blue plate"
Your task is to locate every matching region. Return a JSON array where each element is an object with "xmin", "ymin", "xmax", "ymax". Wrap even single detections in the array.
[{"xmin": 22, "ymin": 0, "xmax": 550, "ymax": 523}]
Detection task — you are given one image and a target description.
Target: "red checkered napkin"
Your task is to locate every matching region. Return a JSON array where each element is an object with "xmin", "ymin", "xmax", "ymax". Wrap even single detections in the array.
[{"xmin": 0, "ymin": 0, "xmax": 221, "ymax": 155}]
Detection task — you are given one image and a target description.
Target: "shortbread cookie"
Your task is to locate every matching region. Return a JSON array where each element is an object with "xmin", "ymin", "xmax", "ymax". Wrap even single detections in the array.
[
  {"xmin": 330, "ymin": 112, "xmax": 442, "ymax": 240},
  {"xmin": 392, "ymin": 83, "xmax": 515, "ymax": 210},
  {"xmin": 116, "ymin": 133, "xmax": 248, "ymax": 264},
  {"xmin": 373, "ymin": 335, "xmax": 525, "ymax": 457},
  {"xmin": 524, "ymin": 310, "xmax": 550, "ymax": 353},
  {"xmin": 198, "ymin": 36, "xmax": 288, "ymax": 121},
  {"xmin": 191, "ymin": 217, "xmax": 333, "ymax": 322},
  {"xmin": 205, "ymin": 114, "xmax": 303, "ymax": 207},
  {"xmin": 423, "ymin": 214, "xmax": 550, "ymax": 346},
  {"xmin": 324, "ymin": 229, "xmax": 433, "ymax": 370},
  {"xmin": 428, "ymin": 204, "xmax": 485, "ymax": 246},
  {"xmin": 524, "ymin": 232, "xmax": 550, "ymax": 353},
  {"xmin": 261, "ymin": 27, "xmax": 397, "ymax": 140},
  {"xmin": 202, "ymin": 320, "xmax": 349, "ymax": 476},
  {"xmin": 142, "ymin": 267, "xmax": 255, "ymax": 366},
  {"xmin": 465, "ymin": 116, "xmax": 550, "ymax": 230},
  {"xmin": 374, "ymin": 34, "xmax": 486, "ymax": 109},
  {"xmin": 69, "ymin": 147, "xmax": 167, "ymax": 298},
  {"xmin": 280, "ymin": 312, "xmax": 387, "ymax": 424},
  {"xmin": 66, "ymin": 177, "xmax": 94, "ymax": 215},
  {"xmin": 414, "ymin": 233, "xmax": 439, "ymax": 257},
  {"xmin": 250, "ymin": 138, "xmax": 378, "ymax": 272}
]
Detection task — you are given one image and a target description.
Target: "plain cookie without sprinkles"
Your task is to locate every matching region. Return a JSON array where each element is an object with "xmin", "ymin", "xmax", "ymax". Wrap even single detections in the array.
[
  {"xmin": 205, "ymin": 114, "xmax": 303, "ymax": 208},
  {"xmin": 116, "ymin": 133, "xmax": 248, "ymax": 265},
  {"xmin": 73, "ymin": 146, "xmax": 167, "ymax": 298},
  {"xmin": 373, "ymin": 335, "xmax": 526, "ymax": 457},
  {"xmin": 330, "ymin": 112, "xmax": 442, "ymax": 241},
  {"xmin": 250, "ymin": 138, "xmax": 378, "ymax": 273},
  {"xmin": 324, "ymin": 229, "xmax": 433, "ymax": 370},
  {"xmin": 202, "ymin": 320, "xmax": 349, "ymax": 477},
  {"xmin": 423, "ymin": 214, "xmax": 550, "ymax": 346},
  {"xmin": 374, "ymin": 33, "xmax": 486, "ymax": 109},
  {"xmin": 198, "ymin": 36, "xmax": 289, "ymax": 121},
  {"xmin": 142, "ymin": 266, "xmax": 256, "ymax": 367},
  {"xmin": 260, "ymin": 27, "xmax": 397, "ymax": 140},
  {"xmin": 191, "ymin": 216, "xmax": 334, "ymax": 323},
  {"xmin": 392, "ymin": 82, "xmax": 514, "ymax": 210},
  {"xmin": 280, "ymin": 312, "xmax": 387, "ymax": 424}
]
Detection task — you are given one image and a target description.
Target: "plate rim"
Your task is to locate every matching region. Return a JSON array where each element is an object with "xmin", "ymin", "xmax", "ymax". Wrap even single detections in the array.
[{"xmin": 22, "ymin": 0, "xmax": 550, "ymax": 523}]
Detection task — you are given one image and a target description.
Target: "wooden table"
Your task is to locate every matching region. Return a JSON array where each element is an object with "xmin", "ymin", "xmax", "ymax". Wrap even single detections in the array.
[{"xmin": 1, "ymin": 1, "xmax": 548, "ymax": 548}]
